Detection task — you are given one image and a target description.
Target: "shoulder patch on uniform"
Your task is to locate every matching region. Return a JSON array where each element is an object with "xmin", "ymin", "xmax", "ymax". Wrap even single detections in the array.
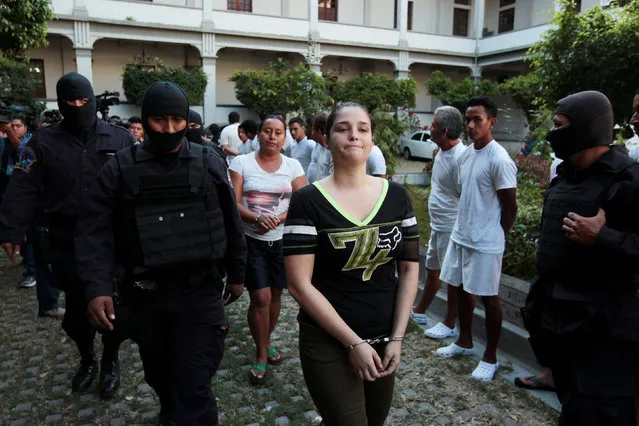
[{"xmin": 14, "ymin": 147, "xmax": 37, "ymax": 173}]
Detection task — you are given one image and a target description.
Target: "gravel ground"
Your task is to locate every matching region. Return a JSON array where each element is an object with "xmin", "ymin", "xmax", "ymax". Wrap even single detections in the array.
[{"xmin": 0, "ymin": 256, "xmax": 558, "ymax": 425}]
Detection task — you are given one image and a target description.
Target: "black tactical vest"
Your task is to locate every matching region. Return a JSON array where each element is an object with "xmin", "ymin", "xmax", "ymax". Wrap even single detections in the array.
[
  {"xmin": 536, "ymin": 157, "xmax": 634, "ymax": 288},
  {"xmin": 114, "ymin": 143, "xmax": 226, "ymax": 272}
]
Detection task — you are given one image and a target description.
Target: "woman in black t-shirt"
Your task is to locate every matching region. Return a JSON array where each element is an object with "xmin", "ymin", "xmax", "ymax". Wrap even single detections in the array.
[{"xmin": 283, "ymin": 103, "xmax": 420, "ymax": 425}]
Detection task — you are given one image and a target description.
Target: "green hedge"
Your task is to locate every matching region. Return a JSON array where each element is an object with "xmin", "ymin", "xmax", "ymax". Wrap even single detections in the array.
[{"xmin": 122, "ymin": 63, "xmax": 207, "ymax": 105}]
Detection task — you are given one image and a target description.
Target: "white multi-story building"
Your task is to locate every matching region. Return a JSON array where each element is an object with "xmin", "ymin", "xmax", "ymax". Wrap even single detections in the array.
[{"xmin": 28, "ymin": 0, "xmax": 603, "ymax": 140}]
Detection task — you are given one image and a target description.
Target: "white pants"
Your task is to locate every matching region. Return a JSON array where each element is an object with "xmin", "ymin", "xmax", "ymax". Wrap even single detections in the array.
[{"xmin": 440, "ymin": 241, "xmax": 502, "ymax": 296}]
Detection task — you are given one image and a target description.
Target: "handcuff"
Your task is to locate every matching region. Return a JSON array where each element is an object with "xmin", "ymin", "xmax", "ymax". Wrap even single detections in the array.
[{"xmin": 345, "ymin": 336, "xmax": 403, "ymax": 353}]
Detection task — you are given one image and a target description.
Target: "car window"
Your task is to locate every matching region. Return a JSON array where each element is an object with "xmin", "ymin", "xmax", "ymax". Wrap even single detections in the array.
[
  {"xmin": 411, "ymin": 133, "xmax": 422, "ymax": 141},
  {"xmin": 422, "ymin": 133, "xmax": 431, "ymax": 141}
]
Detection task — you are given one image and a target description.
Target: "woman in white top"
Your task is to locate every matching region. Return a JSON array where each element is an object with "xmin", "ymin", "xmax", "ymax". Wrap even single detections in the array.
[{"xmin": 229, "ymin": 115, "xmax": 307, "ymax": 384}]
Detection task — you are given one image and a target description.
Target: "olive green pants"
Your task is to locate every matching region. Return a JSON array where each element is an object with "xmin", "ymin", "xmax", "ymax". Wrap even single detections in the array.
[{"xmin": 299, "ymin": 321, "xmax": 395, "ymax": 426}]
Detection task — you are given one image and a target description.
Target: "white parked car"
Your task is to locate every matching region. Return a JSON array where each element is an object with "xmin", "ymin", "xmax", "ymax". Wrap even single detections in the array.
[{"xmin": 399, "ymin": 130, "xmax": 436, "ymax": 160}]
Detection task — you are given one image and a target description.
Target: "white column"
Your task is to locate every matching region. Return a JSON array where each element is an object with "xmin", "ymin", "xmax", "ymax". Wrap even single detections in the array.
[
  {"xmin": 309, "ymin": 0, "xmax": 319, "ymax": 38},
  {"xmin": 471, "ymin": 65, "xmax": 482, "ymax": 82},
  {"xmin": 397, "ymin": 0, "xmax": 409, "ymax": 45},
  {"xmin": 394, "ymin": 51, "xmax": 410, "ymax": 80},
  {"xmin": 73, "ymin": 0, "xmax": 88, "ymax": 17},
  {"xmin": 75, "ymin": 48, "xmax": 93, "ymax": 84},
  {"xmin": 473, "ymin": 0, "xmax": 485, "ymax": 39},
  {"xmin": 202, "ymin": 0, "xmax": 214, "ymax": 30},
  {"xmin": 202, "ymin": 57, "xmax": 217, "ymax": 126},
  {"xmin": 73, "ymin": 21, "xmax": 93, "ymax": 83}
]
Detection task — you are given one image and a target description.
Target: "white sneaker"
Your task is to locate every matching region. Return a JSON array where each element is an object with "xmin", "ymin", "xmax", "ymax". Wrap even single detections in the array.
[
  {"xmin": 410, "ymin": 310, "xmax": 428, "ymax": 325},
  {"xmin": 19, "ymin": 276, "xmax": 36, "ymax": 288},
  {"xmin": 424, "ymin": 322, "xmax": 459, "ymax": 340},
  {"xmin": 471, "ymin": 361, "xmax": 500, "ymax": 382},
  {"xmin": 435, "ymin": 343, "xmax": 474, "ymax": 359}
]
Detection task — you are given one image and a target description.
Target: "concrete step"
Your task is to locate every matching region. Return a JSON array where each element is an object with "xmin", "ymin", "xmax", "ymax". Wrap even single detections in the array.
[{"xmin": 416, "ymin": 247, "xmax": 538, "ymax": 370}]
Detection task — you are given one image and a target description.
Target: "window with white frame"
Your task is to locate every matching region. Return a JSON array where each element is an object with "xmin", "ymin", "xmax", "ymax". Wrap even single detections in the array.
[
  {"xmin": 228, "ymin": 0, "xmax": 251, "ymax": 12},
  {"xmin": 498, "ymin": 0, "xmax": 515, "ymax": 33},
  {"xmin": 453, "ymin": 0, "xmax": 471, "ymax": 37},
  {"xmin": 393, "ymin": 1, "xmax": 414, "ymax": 30}
]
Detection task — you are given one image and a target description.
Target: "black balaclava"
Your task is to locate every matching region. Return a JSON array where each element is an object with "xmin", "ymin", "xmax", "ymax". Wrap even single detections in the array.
[
  {"xmin": 56, "ymin": 72, "xmax": 97, "ymax": 136},
  {"xmin": 141, "ymin": 81, "xmax": 189, "ymax": 154},
  {"xmin": 546, "ymin": 90, "xmax": 614, "ymax": 160},
  {"xmin": 185, "ymin": 109, "xmax": 204, "ymax": 143}
]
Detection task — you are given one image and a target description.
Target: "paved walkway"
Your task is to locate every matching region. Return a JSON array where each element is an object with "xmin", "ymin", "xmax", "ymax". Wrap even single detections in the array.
[{"xmin": 0, "ymin": 257, "xmax": 558, "ymax": 425}]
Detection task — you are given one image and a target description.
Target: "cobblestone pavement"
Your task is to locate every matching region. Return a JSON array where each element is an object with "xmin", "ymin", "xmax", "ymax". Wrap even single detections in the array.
[{"xmin": 0, "ymin": 257, "xmax": 558, "ymax": 425}]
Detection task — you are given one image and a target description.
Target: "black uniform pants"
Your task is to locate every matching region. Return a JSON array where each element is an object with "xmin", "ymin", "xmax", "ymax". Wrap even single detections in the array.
[
  {"xmin": 547, "ymin": 336, "xmax": 636, "ymax": 426},
  {"xmin": 49, "ymin": 223, "xmax": 127, "ymax": 360},
  {"xmin": 129, "ymin": 284, "xmax": 227, "ymax": 426}
]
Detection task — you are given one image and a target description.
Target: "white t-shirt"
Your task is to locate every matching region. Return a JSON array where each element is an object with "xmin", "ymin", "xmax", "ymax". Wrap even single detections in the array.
[
  {"xmin": 229, "ymin": 152, "xmax": 305, "ymax": 241},
  {"xmin": 428, "ymin": 142, "xmax": 467, "ymax": 232},
  {"xmin": 451, "ymin": 140, "xmax": 517, "ymax": 254},
  {"xmin": 220, "ymin": 123, "xmax": 242, "ymax": 150},
  {"xmin": 238, "ymin": 137, "xmax": 259, "ymax": 155},
  {"xmin": 282, "ymin": 129, "xmax": 296, "ymax": 157},
  {"xmin": 291, "ymin": 137, "xmax": 317, "ymax": 174},
  {"xmin": 306, "ymin": 144, "xmax": 333, "ymax": 184},
  {"xmin": 366, "ymin": 145, "xmax": 387, "ymax": 176}
]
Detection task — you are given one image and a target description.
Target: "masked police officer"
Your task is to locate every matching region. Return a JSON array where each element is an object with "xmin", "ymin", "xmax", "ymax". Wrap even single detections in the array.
[
  {"xmin": 523, "ymin": 90, "xmax": 639, "ymax": 425},
  {"xmin": 76, "ymin": 81, "xmax": 246, "ymax": 426},
  {"xmin": 0, "ymin": 72, "xmax": 134, "ymax": 398},
  {"xmin": 186, "ymin": 109, "xmax": 228, "ymax": 163}
]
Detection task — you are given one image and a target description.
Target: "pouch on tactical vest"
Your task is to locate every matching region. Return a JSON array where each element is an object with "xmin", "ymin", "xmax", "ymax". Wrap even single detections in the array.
[{"xmin": 115, "ymin": 143, "xmax": 226, "ymax": 271}]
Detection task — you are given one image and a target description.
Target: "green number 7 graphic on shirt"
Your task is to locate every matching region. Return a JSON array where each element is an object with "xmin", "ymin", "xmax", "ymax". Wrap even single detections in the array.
[{"xmin": 328, "ymin": 227, "xmax": 395, "ymax": 281}]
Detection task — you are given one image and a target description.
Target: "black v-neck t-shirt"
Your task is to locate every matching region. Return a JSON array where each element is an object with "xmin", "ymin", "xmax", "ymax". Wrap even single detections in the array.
[{"xmin": 283, "ymin": 179, "xmax": 420, "ymax": 339}]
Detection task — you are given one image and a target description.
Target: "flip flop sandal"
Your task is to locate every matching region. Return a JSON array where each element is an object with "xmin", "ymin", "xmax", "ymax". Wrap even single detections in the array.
[
  {"xmin": 267, "ymin": 347, "xmax": 282, "ymax": 365},
  {"xmin": 248, "ymin": 363, "xmax": 267, "ymax": 385},
  {"xmin": 514, "ymin": 376, "xmax": 555, "ymax": 392},
  {"xmin": 471, "ymin": 361, "xmax": 500, "ymax": 382}
]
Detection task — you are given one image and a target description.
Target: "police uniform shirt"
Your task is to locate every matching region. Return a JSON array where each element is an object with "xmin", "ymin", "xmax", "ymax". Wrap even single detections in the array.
[
  {"xmin": 283, "ymin": 180, "xmax": 420, "ymax": 339},
  {"xmin": 75, "ymin": 140, "xmax": 247, "ymax": 303},
  {"xmin": 537, "ymin": 147, "xmax": 639, "ymax": 342},
  {"xmin": 0, "ymin": 121, "xmax": 135, "ymax": 244}
]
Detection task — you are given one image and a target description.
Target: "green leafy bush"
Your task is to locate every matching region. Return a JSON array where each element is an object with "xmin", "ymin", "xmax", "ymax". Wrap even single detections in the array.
[
  {"xmin": 514, "ymin": 154, "xmax": 550, "ymax": 188},
  {"xmin": 425, "ymin": 70, "xmax": 501, "ymax": 113},
  {"xmin": 122, "ymin": 62, "xmax": 207, "ymax": 105},
  {"xmin": 331, "ymin": 73, "xmax": 416, "ymax": 111},
  {"xmin": 503, "ymin": 179, "xmax": 543, "ymax": 280},
  {"xmin": 0, "ymin": 57, "xmax": 45, "ymax": 122},
  {"xmin": 528, "ymin": 0, "xmax": 639, "ymax": 124},
  {"xmin": 230, "ymin": 59, "xmax": 329, "ymax": 120},
  {"xmin": 0, "ymin": 0, "xmax": 54, "ymax": 60}
]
